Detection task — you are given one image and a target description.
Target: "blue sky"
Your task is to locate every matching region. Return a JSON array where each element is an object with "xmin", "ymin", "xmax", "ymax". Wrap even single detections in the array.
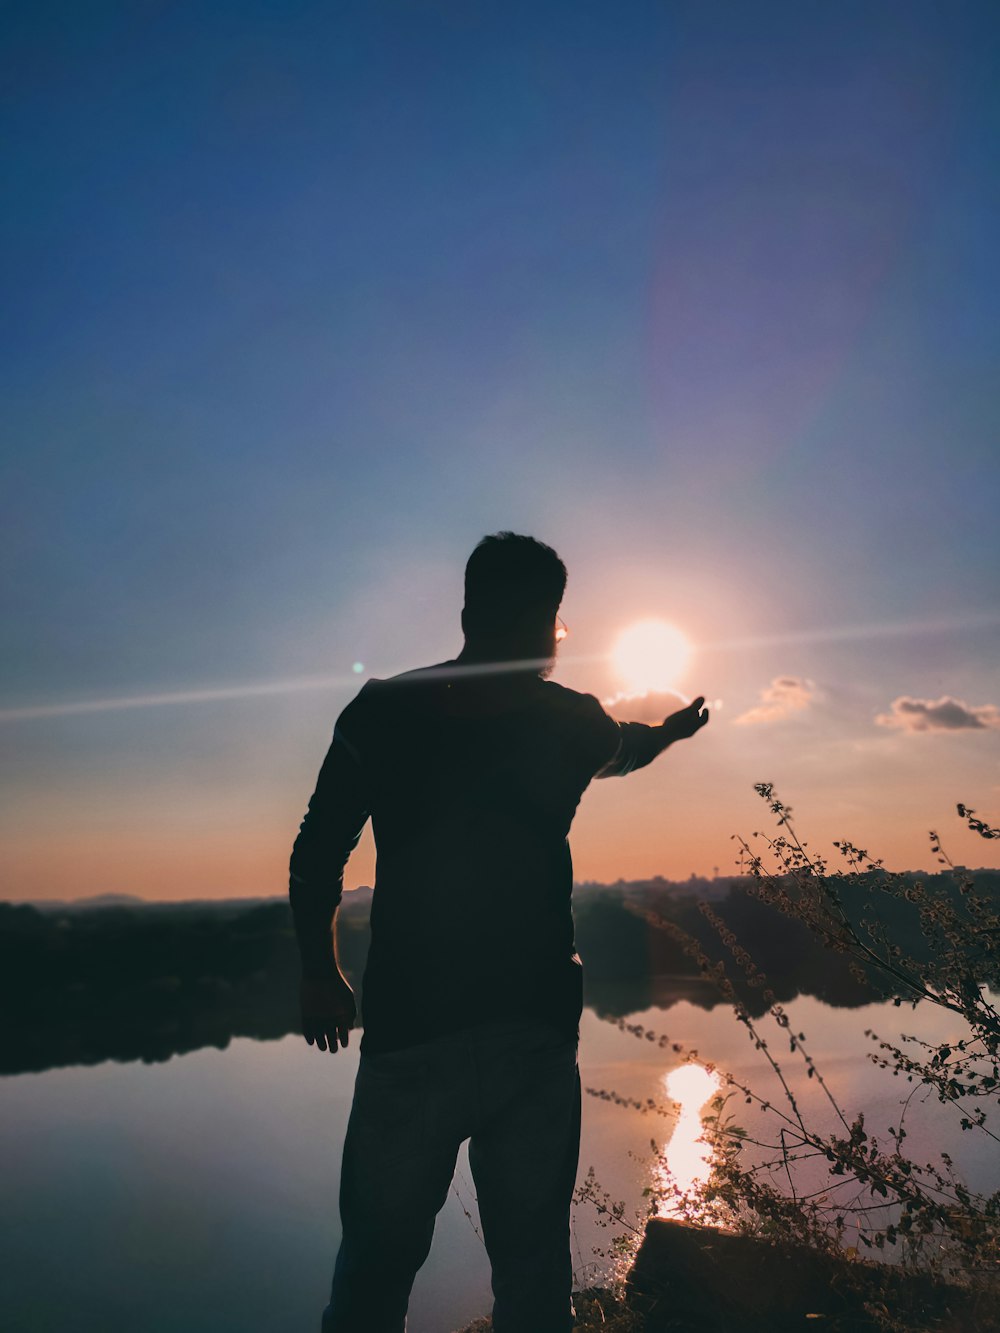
[{"xmin": 3, "ymin": 1, "xmax": 999, "ymax": 898}]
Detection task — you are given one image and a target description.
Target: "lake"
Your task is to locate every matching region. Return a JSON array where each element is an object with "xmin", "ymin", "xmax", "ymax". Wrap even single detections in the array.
[{"xmin": 4, "ymin": 986, "xmax": 996, "ymax": 1333}]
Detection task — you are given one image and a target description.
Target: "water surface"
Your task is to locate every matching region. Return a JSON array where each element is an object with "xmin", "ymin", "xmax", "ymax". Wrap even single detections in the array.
[{"xmin": 3, "ymin": 992, "xmax": 996, "ymax": 1332}]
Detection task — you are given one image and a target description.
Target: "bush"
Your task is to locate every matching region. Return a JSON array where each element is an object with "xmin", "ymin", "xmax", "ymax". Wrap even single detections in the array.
[{"xmin": 579, "ymin": 791, "xmax": 1000, "ymax": 1331}]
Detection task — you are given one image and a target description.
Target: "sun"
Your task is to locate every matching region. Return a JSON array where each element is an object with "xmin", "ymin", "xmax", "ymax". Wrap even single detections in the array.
[{"xmin": 611, "ymin": 619, "xmax": 692, "ymax": 696}]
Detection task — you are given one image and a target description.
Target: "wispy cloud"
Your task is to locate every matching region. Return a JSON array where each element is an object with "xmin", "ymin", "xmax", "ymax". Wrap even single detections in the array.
[
  {"xmin": 603, "ymin": 688, "xmax": 693, "ymax": 722},
  {"xmin": 875, "ymin": 695, "xmax": 1000, "ymax": 733},
  {"xmin": 702, "ymin": 609, "xmax": 1000, "ymax": 655},
  {"xmin": 734, "ymin": 676, "xmax": 815, "ymax": 726}
]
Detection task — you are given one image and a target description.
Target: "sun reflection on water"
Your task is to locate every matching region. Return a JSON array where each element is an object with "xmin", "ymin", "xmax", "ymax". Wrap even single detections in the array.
[{"xmin": 658, "ymin": 1063, "xmax": 722, "ymax": 1214}]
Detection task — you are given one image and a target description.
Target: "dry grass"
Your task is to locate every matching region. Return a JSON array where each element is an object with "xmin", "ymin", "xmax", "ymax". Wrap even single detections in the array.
[{"xmin": 452, "ymin": 1286, "xmax": 644, "ymax": 1332}]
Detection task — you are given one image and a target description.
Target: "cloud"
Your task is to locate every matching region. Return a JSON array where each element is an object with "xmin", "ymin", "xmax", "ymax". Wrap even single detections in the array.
[
  {"xmin": 734, "ymin": 676, "xmax": 815, "ymax": 726},
  {"xmin": 875, "ymin": 695, "xmax": 1000, "ymax": 733},
  {"xmin": 603, "ymin": 689, "xmax": 691, "ymax": 723}
]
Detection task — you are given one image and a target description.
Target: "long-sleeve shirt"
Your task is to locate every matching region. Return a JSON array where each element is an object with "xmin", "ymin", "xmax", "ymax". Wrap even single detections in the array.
[{"xmin": 289, "ymin": 662, "xmax": 657, "ymax": 1054}]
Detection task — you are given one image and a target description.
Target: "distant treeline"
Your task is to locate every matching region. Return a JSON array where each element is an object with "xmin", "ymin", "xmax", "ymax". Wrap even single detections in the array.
[{"xmin": 2, "ymin": 871, "xmax": 997, "ymax": 1076}]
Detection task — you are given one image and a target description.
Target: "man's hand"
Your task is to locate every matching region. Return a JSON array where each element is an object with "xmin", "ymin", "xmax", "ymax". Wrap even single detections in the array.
[
  {"xmin": 300, "ymin": 971, "xmax": 356, "ymax": 1053},
  {"xmin": 662, "ymin": 695, "xmax": 710, "ymax": 743}
]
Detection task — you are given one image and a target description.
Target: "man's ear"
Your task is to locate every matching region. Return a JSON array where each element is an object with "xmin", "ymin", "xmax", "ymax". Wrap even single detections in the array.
[{"xmin": 460, "ymin": 606, "xmax": 469, "ymax": 637}]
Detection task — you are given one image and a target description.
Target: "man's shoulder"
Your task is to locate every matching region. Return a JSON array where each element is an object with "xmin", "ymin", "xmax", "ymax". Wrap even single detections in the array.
[
  {"xmin": 344, "ymin": 671, "xmax": 614, "ymax": 736},
  {"xmin": 538, "ymin": 681, "xmax": 621, "ymax": 771},
  {"xmin": 338, "ymin": 665, "xmax": 451, "ymax": 722},
  {"xmin": 538, "ymin": 679, "xmax": 611, "ymax": 721},
  {"xmin": 538, "ymin": 681, "xmax": 621, "ymax": 742}
]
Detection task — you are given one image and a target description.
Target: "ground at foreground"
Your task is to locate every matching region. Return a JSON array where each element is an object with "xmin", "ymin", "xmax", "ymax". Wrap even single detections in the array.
[
  {"xmin": 455, "ymin": 1218, "xmax": 995, "ymax": 1332},
  {"xmin": 454, "ymin": 1286, "xmax": 641, "ymax": 1332}
]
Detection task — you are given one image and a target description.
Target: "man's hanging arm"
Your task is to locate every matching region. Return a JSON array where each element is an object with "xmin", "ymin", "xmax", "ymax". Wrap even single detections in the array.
[
  {"xmin": 597, "ymin": 696, "xmax": 710, "ymax": 777},
  {"xmin": 289, "ymin": 722, "xmax": 370, "ymax": 1052}
]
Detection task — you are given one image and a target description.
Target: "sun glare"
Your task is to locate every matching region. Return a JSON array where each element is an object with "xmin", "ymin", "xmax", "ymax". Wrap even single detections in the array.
[
  {"xmin": 658, "ymin": 1063, "xmax": 722, "ymax": 1211},
  {"xmin": 611, "ymin": 619, "xmax": 692, "ymax": 696}
]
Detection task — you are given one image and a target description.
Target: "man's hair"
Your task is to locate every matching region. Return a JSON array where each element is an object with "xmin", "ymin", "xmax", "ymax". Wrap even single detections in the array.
[{"xmin": 463, "ymin": 532, "xmax": 567, "ymax": 638}]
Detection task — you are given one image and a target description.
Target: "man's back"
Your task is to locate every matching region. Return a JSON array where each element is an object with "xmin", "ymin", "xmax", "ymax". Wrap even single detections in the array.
[{"xmin": 293, "ymin": 664, "xmax": 622, "ymax": 1053}]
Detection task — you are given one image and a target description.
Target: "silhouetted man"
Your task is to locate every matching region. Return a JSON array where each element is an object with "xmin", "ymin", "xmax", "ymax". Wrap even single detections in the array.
[{"xmin": 290, "ymin": 533, "xmax": 709, "ymax": 1333}]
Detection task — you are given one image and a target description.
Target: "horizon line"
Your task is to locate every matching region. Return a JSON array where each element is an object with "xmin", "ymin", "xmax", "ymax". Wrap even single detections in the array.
[{"xmin": 9, "ymin": 861, "xmax": 987, "ymax": 908}]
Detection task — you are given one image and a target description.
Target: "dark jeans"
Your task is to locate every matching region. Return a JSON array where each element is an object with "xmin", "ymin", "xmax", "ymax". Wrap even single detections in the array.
[{"xmin": 320, "ymin": 1018, "xmax": 581, "ymax": 1333}]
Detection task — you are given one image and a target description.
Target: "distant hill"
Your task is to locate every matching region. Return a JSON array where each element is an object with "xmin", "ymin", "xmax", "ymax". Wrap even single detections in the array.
[
  {"xmin": 17, "ymin": 869, "xmax": 980, "ymax": 912},
  {"xmin": 24, "ymin": 876, "xmax": 739, "ymax": 913},
  {"xmin": 24, "ymin": 887, "xmax": 373, "ymax": 913},
  {"xmin": 31, "ymin": 892, "xmax": 148, "ymax": 910}
]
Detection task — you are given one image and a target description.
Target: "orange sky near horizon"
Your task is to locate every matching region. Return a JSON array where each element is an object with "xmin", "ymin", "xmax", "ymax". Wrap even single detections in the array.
[{"xmin": 4, "ymin": 605, "xmax": 998, "ymax": 904}]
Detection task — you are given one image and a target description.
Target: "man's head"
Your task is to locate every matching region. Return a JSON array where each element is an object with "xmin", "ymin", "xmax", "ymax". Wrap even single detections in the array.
[{"xmin": 461, "ymin": 532, "xmax": 567, "ymax": 669}]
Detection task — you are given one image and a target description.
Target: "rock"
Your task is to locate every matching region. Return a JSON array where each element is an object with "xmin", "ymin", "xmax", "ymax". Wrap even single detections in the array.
[{"xmin": 627, "ymin": 1218, "xmax": 984, "ymax": 1332}]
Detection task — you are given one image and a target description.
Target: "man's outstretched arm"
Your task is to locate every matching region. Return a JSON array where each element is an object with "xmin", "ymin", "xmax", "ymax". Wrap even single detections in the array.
[
  {"xmin": 289, "ymin": 721, "xmax": 370, "ymax": 1053},
  {"xmin": 598, "ymin": 696, "xmax": 710, "ymax": 777}
]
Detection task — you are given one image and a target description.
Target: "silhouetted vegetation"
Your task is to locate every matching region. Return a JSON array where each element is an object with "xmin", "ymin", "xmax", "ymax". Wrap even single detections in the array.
[
  {"xmin": 575, "ymin": 867, "xmax": 1000, "ymax": 1020},
  {"xmin": 0, "ymin": 894, "xmax": 374, "ymax": 1073},
  {"xmin": 3, "ymin": 867, "xmax": 997, "ymax": 1076},
  {"xmin": 581, "ymin": 795, "xmax": 1000, "ymax": 1332}
]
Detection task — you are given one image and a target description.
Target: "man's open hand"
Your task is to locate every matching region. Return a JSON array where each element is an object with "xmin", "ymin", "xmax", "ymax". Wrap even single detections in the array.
[
  {"xmin": 663, "ymin": 695, "xmax": 710, "ymax": 742},
  {"xmin": 300, "ymin": 972, "xmax": 356, "ymax": 1053}
]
